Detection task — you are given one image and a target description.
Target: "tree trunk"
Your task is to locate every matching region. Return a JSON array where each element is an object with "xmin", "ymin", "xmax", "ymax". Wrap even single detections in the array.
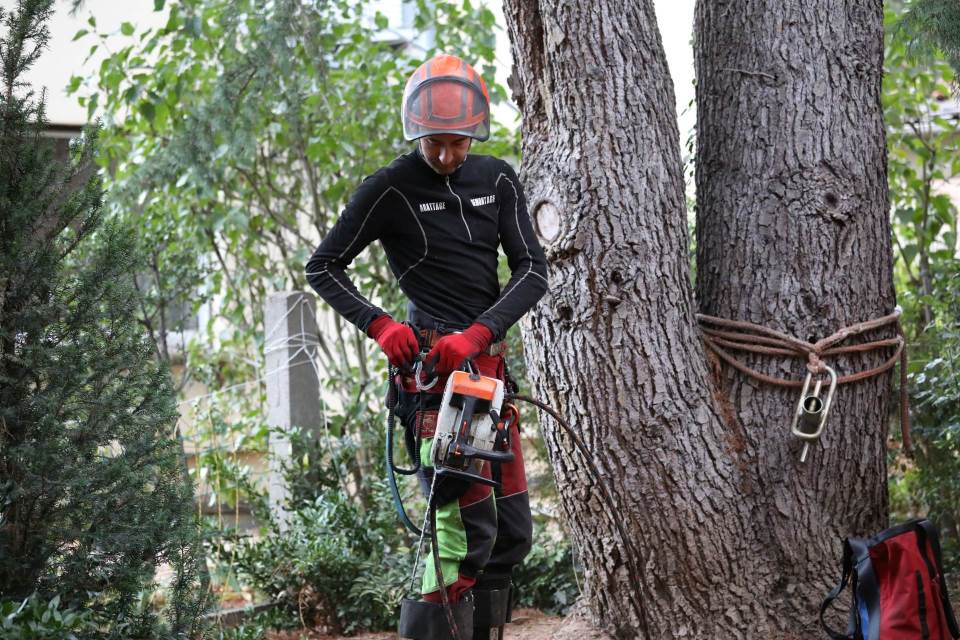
[
  {"xmin": 503, "ymin": 0, "xmax": 894, "ymax": 638},
  {"xmin": 695, "ymin": 0, "xmax": 894, "ymax": 627}
]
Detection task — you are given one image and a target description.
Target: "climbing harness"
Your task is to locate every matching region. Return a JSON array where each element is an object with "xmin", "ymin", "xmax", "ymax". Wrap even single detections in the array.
[
  {"xmin": 386, "ymin": 359, "xmax": 515, "ymax": 537},
  {"xmin": 697, "ymin": 307, "xmax": 911, "ymax": 461}
]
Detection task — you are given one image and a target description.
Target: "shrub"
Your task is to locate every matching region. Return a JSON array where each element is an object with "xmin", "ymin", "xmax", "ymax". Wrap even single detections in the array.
[
  {"xmin": 512, "ymin": 523, "xmax": 579, "ymax": 615},
  {"xmin": 0, "ymin": 594, "xmax": 95, "ymax": 640},
  {"xmin": 232, "ymin": 482, "xmax": 413, "ymax": 635}
]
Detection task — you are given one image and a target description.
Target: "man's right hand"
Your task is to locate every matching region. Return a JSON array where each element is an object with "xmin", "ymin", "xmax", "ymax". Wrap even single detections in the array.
[{"xmin": 367, "ymin": 315, "xmax": 419, "ymax": 369}]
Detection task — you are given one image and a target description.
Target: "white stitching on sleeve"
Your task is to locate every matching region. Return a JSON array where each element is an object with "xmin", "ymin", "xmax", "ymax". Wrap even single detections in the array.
[
  {"xmin": 484, "ymin": 171, "xmax": 548, "ymax": 316},
  {"xmin": 336, "ymin": 186, "xmax": 393, "ymax": 261},
  {"xmin": 393, "ymin": 186, "xmax": 429, "ymax": 283},
  {"xmin": 305, "ymin": 265, "xmax": 375, "ymax": 310}
]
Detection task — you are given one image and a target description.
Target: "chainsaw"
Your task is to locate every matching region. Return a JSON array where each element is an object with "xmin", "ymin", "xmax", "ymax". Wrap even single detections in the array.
[{"xmin": 428, "ymin": 367, "xmax": 515, "ymax": 487}]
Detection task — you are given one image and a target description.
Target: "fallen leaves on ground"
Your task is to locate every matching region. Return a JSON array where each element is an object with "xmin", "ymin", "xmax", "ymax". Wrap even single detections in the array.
[{"xmin": 264, "ymin": 605, "xmax": 615, "ymax": 640}]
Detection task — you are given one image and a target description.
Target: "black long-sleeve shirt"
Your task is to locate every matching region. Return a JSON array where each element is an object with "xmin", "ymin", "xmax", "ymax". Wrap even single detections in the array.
[{"xmin": 305, "ymin": 148, "xmax": 548, "ymax": 341}]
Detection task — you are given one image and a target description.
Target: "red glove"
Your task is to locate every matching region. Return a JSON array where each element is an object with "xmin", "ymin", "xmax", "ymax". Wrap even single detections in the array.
[
  {"xmin": 367, "ymin": 315, "xmax": 419, "ymax": 368},
  {"xmin": 425, "ymin": 323, "xmax": 493, "ymax": 376}
]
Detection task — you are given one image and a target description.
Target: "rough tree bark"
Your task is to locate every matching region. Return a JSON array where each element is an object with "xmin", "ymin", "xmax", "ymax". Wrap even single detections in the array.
[
  {"xmin": 502, "ymin": 0, "xmax": 894, "ymax": 638},
  {"xmin": 694, "ymin": 0, "xmax": 894, "ymax": 627}
]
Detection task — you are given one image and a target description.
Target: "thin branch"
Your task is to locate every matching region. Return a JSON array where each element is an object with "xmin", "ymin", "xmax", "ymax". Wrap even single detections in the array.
[
  {"xmin": 32, "ymin": 159, "xmax": 98, "ymax": 252},
  {"xmin": 893, "ymin": 233, "xmax": 922, "ymax": 288},
  {"xmin": 150, "ymin": 250, "xmax": 172, "ymax": 364},
  {"xmin": 132, "ymin": 272, "xmax": 163, "ymax": 361}
]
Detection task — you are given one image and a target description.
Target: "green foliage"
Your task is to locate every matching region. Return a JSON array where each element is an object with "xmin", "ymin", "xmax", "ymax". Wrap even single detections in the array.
[
  {"xmin": 207, "ymin": 607, "xmax": 295, "ymax": 640},
  {"xmin": 885, "ymin": 2, "xmax": 960, "ymax": 580},
  {"xmin": 213, "ymin": 627, "xmax": 263, "ymax": 640},
  {"xmin": 884, "ymin": 6, "xmax": 959, "ymax": 334},
  {"xmin": 0, "ymin": 594, "xmax": 96, "ymax": 640},
  {"xmin": 213, "ymin": 624, "xmax": 265, "ymax": 640},
  {"xmin": 890, "ymin": 260, "xmax": 960, "ymax": 574},
  {"xmin": 512, "ymin": 524, "xmax": 579, "ymax": 615},
  {"xmin": 0, "ymin": 2, "xmax": 208, "ymax": 636},
  {"xmin": 896, "ymin": 0, "xmax": 960, "ymax": 79},
  {"xmin": 230, "ymin": 482, "xmax": 412, "ymax": 635}
]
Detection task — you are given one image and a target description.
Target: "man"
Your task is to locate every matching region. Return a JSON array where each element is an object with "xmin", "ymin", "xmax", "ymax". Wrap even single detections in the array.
[{"xmin": 305, "ymin": 53, "xmax": 548, "ymax": 640}]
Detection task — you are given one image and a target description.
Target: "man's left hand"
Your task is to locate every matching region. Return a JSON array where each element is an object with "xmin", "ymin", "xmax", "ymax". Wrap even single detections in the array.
[{"xmin": 425, "ymin": 323, "xmax": 493, "ymax": 376}]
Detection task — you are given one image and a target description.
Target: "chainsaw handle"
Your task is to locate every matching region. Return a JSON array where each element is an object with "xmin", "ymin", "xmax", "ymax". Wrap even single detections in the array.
[
  {"xmin": 436, "ymin": 466, "xmax": 500, "ymax": 488},
  {"xmin": 458, "ymin": 443, "xmax": 514, "ymax": 465}
]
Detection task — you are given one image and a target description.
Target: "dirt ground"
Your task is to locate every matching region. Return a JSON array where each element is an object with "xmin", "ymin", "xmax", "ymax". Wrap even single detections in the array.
[{"xmin": 266, "ymin": 603, "xmax": 614, "ymax": 640}]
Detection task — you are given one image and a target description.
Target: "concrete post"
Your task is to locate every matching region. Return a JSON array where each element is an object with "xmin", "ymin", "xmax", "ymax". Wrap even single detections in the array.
[{"xmin": 264, "ymin": 291, "xmax": 320, "ymax": 531}]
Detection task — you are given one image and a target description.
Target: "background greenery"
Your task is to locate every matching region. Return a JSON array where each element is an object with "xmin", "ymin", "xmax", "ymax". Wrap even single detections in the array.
[
  {"xmin": 0, "ymin": 1, "xmax": 208, "ymax": 638},
  {"xmin": 884, "ymin": 2, "xmax": 960, "ymax": 580}
]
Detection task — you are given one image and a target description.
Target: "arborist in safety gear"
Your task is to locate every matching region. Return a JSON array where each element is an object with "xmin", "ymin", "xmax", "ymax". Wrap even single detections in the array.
[{"xmin": 305, "ymin": 53, "xmax": 548, "ymax": 639}]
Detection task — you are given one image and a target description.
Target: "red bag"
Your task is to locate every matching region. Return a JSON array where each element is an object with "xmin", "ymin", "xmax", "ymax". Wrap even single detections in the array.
[{"xmin": 821, "ymin": 519, "xmax": 959, "ymax": 639}]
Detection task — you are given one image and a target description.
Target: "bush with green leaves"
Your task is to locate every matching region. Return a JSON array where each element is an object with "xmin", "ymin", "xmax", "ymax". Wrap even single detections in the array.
[
  {"xmin": 212, "ymin": 624, "xmax": 264, "ymax": 640},
  {"xmin": 512, "ymin": 523, "xmax": 579, "ymax": 616},
  {"xmin": 0, "ymin": 594, "xmax": 95, "ymax": 640},
  {"xmin": 231, "ymin": 481, "xmax": 413, "ymax": 635},
  {"xmin": 891, "ymin": 260, "xmax": 960, "ymax": 578}
]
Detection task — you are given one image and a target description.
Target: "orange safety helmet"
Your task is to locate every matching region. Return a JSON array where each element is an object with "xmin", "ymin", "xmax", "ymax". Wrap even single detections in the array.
[{"xmin": 402, "ymin": 53, "xmax": 491, "ymax": 142}]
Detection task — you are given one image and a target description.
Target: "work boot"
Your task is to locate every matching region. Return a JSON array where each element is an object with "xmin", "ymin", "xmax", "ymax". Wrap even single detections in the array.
[
  {"xmin": 398, "ymin": 593, "xmax": 474, "ymax": 640},
  {"xmin": 472, "ymin": 573, "xmax": 512, "ymax": 640}
]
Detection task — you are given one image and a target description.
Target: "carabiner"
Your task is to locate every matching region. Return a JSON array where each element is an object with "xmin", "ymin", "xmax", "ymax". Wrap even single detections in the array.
[
  {"xmin": 413, "ymin": 359, "xmax": 439, "ymax": 391},
  {"xmin": 790, "ymin": 365, "xmax": 837, "ymax": 462}
]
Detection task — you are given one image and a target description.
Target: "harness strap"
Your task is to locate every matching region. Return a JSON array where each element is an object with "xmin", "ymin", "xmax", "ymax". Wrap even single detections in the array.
[
  {"xmin": 416, "ymin": 410, "xmax": 439, "ymax": 439},
  {"xmin": 416, "ymin": 326, "xmax": 507, "ymax": 357},
  {"xmin": 820, "ymin": 540, "xmax": 856, "ymax": 640}
]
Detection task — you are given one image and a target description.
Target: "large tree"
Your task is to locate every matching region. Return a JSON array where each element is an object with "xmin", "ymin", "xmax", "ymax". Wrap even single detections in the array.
[{"xmin": 503, "ymin": 0, "xmax": 895, "ymax": 637}]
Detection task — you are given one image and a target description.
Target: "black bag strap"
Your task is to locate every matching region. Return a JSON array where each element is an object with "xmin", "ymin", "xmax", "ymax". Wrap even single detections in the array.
[
  {"xmin": 917, "ymin": 519, "xmax": 960, "ymax": 638},
  {"xmin": 821, "ymin": 539, "xmax": 857, "ymax": 640}
]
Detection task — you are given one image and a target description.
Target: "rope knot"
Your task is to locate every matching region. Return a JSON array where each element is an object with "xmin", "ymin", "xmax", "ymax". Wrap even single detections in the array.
[
  {"xmin": 807, "ymin": 352, "xmax": 826, "ymax": 376},
  {"xmin": 695, "ymin": 308, "xmax": 911, "ymax": 453}
]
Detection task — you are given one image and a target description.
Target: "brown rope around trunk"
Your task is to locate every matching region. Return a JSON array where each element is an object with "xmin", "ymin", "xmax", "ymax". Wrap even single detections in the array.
[{"xmin": 696, "ymin": 308, "xmax": 911, "ymax": 452}]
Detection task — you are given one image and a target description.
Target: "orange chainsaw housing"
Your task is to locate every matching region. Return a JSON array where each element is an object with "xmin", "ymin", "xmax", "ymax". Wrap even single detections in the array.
[{"xmin": 449, "ymin": 370, "xmax": 498, "ymax": 402}]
